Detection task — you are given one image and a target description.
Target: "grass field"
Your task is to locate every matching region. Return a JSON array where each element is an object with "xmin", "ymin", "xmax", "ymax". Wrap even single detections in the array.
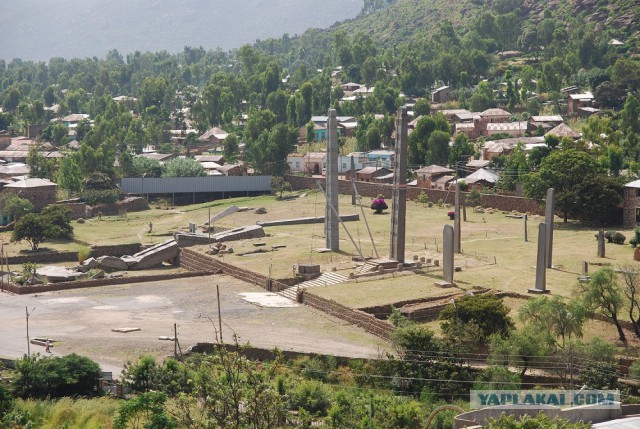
[{"xmin": 4, "ymin": 190, "xmax": 640, "ymax": 347}]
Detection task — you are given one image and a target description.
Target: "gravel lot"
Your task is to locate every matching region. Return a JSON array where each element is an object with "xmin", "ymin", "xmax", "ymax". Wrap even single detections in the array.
[{"xmin": 0, "ymin": 275, "xmax": 389, "ymax": 376}]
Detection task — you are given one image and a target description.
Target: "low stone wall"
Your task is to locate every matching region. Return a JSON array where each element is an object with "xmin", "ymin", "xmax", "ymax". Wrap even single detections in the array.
[
  {"xmin": 179, "ymin": 248, "xmax": 392, "ymax": 339},
  {"xmin": 285, "ymin": 175, "xmax": 545, "ymax": 216},
  {"xmin": 56, "ymin": 202, "xmax": 90, "ymax": 220},
  {"xmin": 3, "ymin": 271, "xmax": 212, "ymax": 295},
  {"xmin": 302, "ymin": 291, "xmax": 394, "ymax": 340},
  {"xmin": 7, "ymin": 243, "xmax": 142, "ymax": 265},
  {"xmin": 91, "ymin": 197, "xmax": 149, "ymax": 217}
]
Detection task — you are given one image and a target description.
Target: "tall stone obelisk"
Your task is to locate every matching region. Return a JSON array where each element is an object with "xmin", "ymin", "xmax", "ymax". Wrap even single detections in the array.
[
  {"xmin": 454, "ymin": 184, "xmax": 461, "ymax": 253},
  {"xmin": 528, "ymin": 223, "xmax": 550, "ymax": 294},
  {"xmin": 390, "ymin": 106, "xmax": 409, "ymax": 263},
  {"xmin": 325, "ymin": 109, "xmax": 339, "ymax": 251},
  {"xmin": 545, "ymin": 188, "xmax": 554, "ymax": 268}
]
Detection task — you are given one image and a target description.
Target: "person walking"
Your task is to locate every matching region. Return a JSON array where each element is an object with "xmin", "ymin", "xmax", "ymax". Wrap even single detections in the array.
[{"xmin": 45, "ymin": 338, "xmax": 51, "ymax": 353}]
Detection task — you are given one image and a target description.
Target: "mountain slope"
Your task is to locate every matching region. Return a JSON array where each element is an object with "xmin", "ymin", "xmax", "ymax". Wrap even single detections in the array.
[{"xmin": 0, "ymin": 0, "xmax": 362, "ymax": 61}]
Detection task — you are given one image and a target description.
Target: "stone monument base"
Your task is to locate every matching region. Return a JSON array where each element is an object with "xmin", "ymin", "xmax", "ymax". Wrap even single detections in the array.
[
  {"xmin": 527, "ymin": 288, "xmax": 551, "ymax": 294},
  {"xmin": 435, "ymin": 281, "xmax": 455, "ymax": 288}
]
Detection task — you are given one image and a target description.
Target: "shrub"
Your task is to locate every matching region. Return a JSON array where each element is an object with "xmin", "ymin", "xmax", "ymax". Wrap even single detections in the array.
[
  {"xmin": 81, "ymin": 189, "xmax": 124, "ymax": 205},
  {"xmin": 417, "ymin": 191, "xmax": 428, "ymax": 206},
  {"xmin": 288, "ymin": 380, "xmax": 332, "ymax": 416},
  {"xmin": 437, "ymin": 198, "xmax": 444, "ymax": 207},
  {"xmin": 607, "ymin": 231, "xmax": 626, "ymax": 245},
  {"xmin": 466, "ymin": 188, "xmax": 482, "ymax": 207},
  {"xmin": 12, "ymin": 354, "xmax": 102, "ymax": 399},
  {"xmin": 630, "ymin": 227, "xmax": 640, "ymax": 247}
]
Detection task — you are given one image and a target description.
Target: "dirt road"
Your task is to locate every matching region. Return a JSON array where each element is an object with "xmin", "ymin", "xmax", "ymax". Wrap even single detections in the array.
[{"xmin": 0, "ymin": 275, "xmax": 389, "ymax": 376}]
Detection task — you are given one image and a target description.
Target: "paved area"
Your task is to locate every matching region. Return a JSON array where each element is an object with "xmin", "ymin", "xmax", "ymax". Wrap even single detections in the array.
[{"xmin": 0, "ymin": 275, "xmax": 388, "ymax": 376}]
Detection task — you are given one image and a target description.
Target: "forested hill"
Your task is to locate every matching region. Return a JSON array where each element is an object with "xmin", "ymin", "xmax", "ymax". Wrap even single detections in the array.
[
  {"xmin": 256, "ymin": 0, "xmax": 638, "ymax": 69},
  {"xmin": 0, "ymin": 0, "xmax": 362, "ymax": 61}
]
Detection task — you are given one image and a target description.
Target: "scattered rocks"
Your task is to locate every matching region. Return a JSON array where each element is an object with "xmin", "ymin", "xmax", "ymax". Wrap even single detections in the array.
[
  {"xmin": 254, "ymin": 207, "xmax": 267, "ymax": 214},
  {"xmin": 96, "ymin": 256, "xmax": 129, "ymax": 271},
  {"xmin": 76, "ymin": 218, "xmax": 85, "ymax": 224}
]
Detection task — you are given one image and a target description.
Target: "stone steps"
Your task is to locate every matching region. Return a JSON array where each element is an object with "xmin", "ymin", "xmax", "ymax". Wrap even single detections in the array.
[{"xmin": 295, "ymin": 272, "xmax": 349, "ymax": 289}]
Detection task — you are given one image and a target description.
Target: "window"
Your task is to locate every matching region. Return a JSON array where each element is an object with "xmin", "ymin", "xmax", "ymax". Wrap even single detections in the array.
[{"xmin": 636, "ymin": 208, "xmax": 640, "ymax": 223}]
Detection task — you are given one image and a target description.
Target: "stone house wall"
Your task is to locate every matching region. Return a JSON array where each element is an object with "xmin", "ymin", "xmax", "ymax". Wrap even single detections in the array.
[
  {"xmin": 623, "ymin": 186, "xmax": 639, "ymax": 228},
  {"xmin": 285, "ymin": 175, "xmax": 545, "ymax": 215}
]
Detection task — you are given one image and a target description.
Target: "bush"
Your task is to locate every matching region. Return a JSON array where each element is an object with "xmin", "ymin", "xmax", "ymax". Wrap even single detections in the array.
[
  {"xmin": 288, "ymin": 380, "xmax": 332, "ymax": 416},
  {"xmin": 609, "ymin": 231, "xmax": 626, "ymax": 245},
  {"xmin": 417, "ymin": 191, "xmax": 428, "ymax": 206},
  {"xmin": 81, "ymin": 189, "xmax": 124, "ymax": 205},
  {"xmin": 630, "ymin": 227, "xmax": 640, "ymax": 247},
  {"xmin": 466, "ymin": 189, "xmax": 482, "ymax": 207},
  {"xmin": 12, "ymin": 354, "xmax": 102, "ymax": 399}
]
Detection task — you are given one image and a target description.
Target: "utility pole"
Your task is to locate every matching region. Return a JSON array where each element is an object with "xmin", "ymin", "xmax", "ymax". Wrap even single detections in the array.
[
  {"xmin": 26, "ymin": 306, "xmax": 35, "ymax": 356},
  {"xmin": 217, "ymin": 285, "xmax": 223, "ymax": 344},
  {"xmin": 174, "ymin": 323, "xmax": 178, "ymax": 359}
]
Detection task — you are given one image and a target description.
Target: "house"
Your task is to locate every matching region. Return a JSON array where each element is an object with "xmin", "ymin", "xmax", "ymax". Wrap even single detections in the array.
[
  {"xmin": 623, "ymin": 179, "xmax": 640, "ymax": 228},
  {"xmin": 433, "ymin": 175, "xmax": 455, "ymax": 190},
  {"xmin": 198, "ymin": 127, "xmax": 229, "ymax": 150},
  {"xmin": 414, "ymin": 165, "xmax": 455, "ymax": 189},
  {"xmin": 466, "ymin": 159, "xmax": 491, "ymax": 172},
  {"xmin": 546, "ymin": 123, "xmax": 581, "ymax": 140},
  {"xmin": 567, "ymin": 92, "xmax": 594, "ymax": 115},
  {"xmin": 0, "ymin": 163, "xmax": 29, "ymax": 180},
  {"xmin": 287, "ymin": 153, "xmax": 306, "ymax": 173},
  {"xmin": 455, "ymin": 168, "xmax": 500, "ymax": 190},
  {"xmin": 3, "ymin": 178, "xmax": 58, "ymax": 209},
  {"xmin": 195, "ymin": 155, "xmax": 225, "ymax": 164},
  {"xmin": 478, "ymin": 108, "xmax": 511, "ymax": 124},
  {"xmin": 486, "ymin": 121, "xmax": 531, "ymax": 138},
  {"xmin": 482, "ymin": 137, "xmax": 545, "ymax": 160},
  {"xmin": 356, "ymin": 166, "xmax": 392, "ymax": 182},
  {"xmin": 455, "ymin": 122, "xmax": 478, "ymax": 140},
  {"xmin": 216, "ymin": 163, "xmax": 246, "ymax": 176},
  {"xmin": 137, "ymin": 152, "xmax": 175, "ymax": 163},
  {"xmin": 440, "ymin": 109, "xmax": 474, "ymax": 123},
  {"xmin": 530, "ymin": 115, "xmax": 564, "ymax": 127},
  {"xmin": 431, "ymin": 86, "xmax": 453, "ymax": 104},
  {"xmin": 303, "ymin": 152, "xmax": 326, "ymax": 175},
  {"xmin": 341, "ymin": 82, "xmax": 361, "ymax": 93},
  {"xmin": 56, "ymin": 113, "xmax": 90, "ymax": 127}
]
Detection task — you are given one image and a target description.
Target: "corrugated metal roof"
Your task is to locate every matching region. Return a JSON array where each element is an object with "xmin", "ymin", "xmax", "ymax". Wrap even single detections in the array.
[{"xmin": 121, "ymin": 176, "xmax": 271, "ymax": 194}]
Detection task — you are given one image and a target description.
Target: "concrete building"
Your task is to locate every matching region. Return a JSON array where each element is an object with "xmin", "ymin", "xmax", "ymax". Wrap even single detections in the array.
[{"xmin": 4, "ymin": 178, "xmax": 58, "ymax": 209}]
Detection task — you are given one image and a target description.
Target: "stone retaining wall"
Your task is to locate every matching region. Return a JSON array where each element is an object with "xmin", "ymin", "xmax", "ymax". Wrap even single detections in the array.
[
  {"xmin": 92, "ymin": 197, "xmax": 149, "ymax": 216},
  {"xmin": 301, "ymin": 291, "xmax": 394, "ymax": 339},
  {"xmin": 179, "ymin": 248, "xmax": 392, "ymax": 339},
  {"xmin": 285, "ymin": 175, "xmax": 545, "ymax": 215},
  {"xmin": 7, "ymin": 243, "xmax": 142, "ymax": 265},
  {"xmin": 3, "ymin": 271, "xmax": 212, "ymax": 295}
]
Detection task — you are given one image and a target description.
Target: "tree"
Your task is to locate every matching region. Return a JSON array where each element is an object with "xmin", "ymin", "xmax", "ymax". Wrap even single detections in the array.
[
  {"xmin": 449, "ymin": 133, "xmax": 475, "ymax": 175},
  {"xmin": 41, "ymin": 123, "xmax": 68, "ymax": 146},
  {"xmin": 469, "ymin": 81, "xmax": 494, "ymax": 112},
  {"xmin": 12, "ymin": 213, "xmax": 59, "ymax": 250},
  {"xmin": 56, "ymin": 156, "xmax": 84, "ymax": 193},
  {"xmin": 162, "ymin": 157, "xmax": 206, "ymax": 177},
  {"xmin": 408, "ymin": 114, "xmax": 450, "ymax": 165},
  {"xmin": 619, "ymin": 266, "xmax": 640, "ymax": 338},
  {"xmin": 13, "ymin": 353, "xmax": 101, "ymax": 399},
  {"xmin": 271, "ymin": 176, "xmax": 292, "ymax": 199},
  {"xmin": 132, "ymin": 157, "xmax": 163, "ymax": 178},
  {"xmin": 440, "ymin": 294, "xmax": 514, "ymax": 340},
  {"xmin": 114, "ymin": 391, "xmax": 176, "ymax": 429},
  {"xmin": 518, "ymin": 296, "xmax": 586, "ymax": 349},
  {"xmin": 523, "ymin": 149, "xmax": 610, "ymax": 222},
  {"xmin": 26, "ymin": 146, "xmax": 55, "ymax": 180},
  {"xmin": 246, "ymin": 123, "xmax": 296, "ymax": 175},
  {"xmin": 224, "ymin": 133, "xmax": 240, "ymax": 162},
  {"xmin": 489, "ymin": 326, "xmax": 551, "ymax": 377},
  {"xmin": 427, "ymin": 130, "xmax": 451, "ymax": 166},
  {"xmin": 580, "ymin": 267, "xmax": 626, "ymax": 342},
  {"xmin": 0, "ymin": 194, "xmax": 33, "ymax": 221}
]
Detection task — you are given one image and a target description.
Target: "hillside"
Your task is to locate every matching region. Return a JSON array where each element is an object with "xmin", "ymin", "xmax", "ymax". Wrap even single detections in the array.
[
  {"xmin": 335, "ymin": 0, "xmax": 639, "ymax": 48},
  {"xmin": 0, "ymin": 0, "xmax": 362, "ymax": 61}
]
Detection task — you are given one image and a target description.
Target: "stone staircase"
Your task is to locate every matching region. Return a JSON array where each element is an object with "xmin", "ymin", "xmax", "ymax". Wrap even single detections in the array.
[
  {"xmin": 355, "ymin": 260, "xmax": 380, "ymax": 274},
  {"xmin": 295, "ymin": 272, "xmax": 349, "ymax": 289}
]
